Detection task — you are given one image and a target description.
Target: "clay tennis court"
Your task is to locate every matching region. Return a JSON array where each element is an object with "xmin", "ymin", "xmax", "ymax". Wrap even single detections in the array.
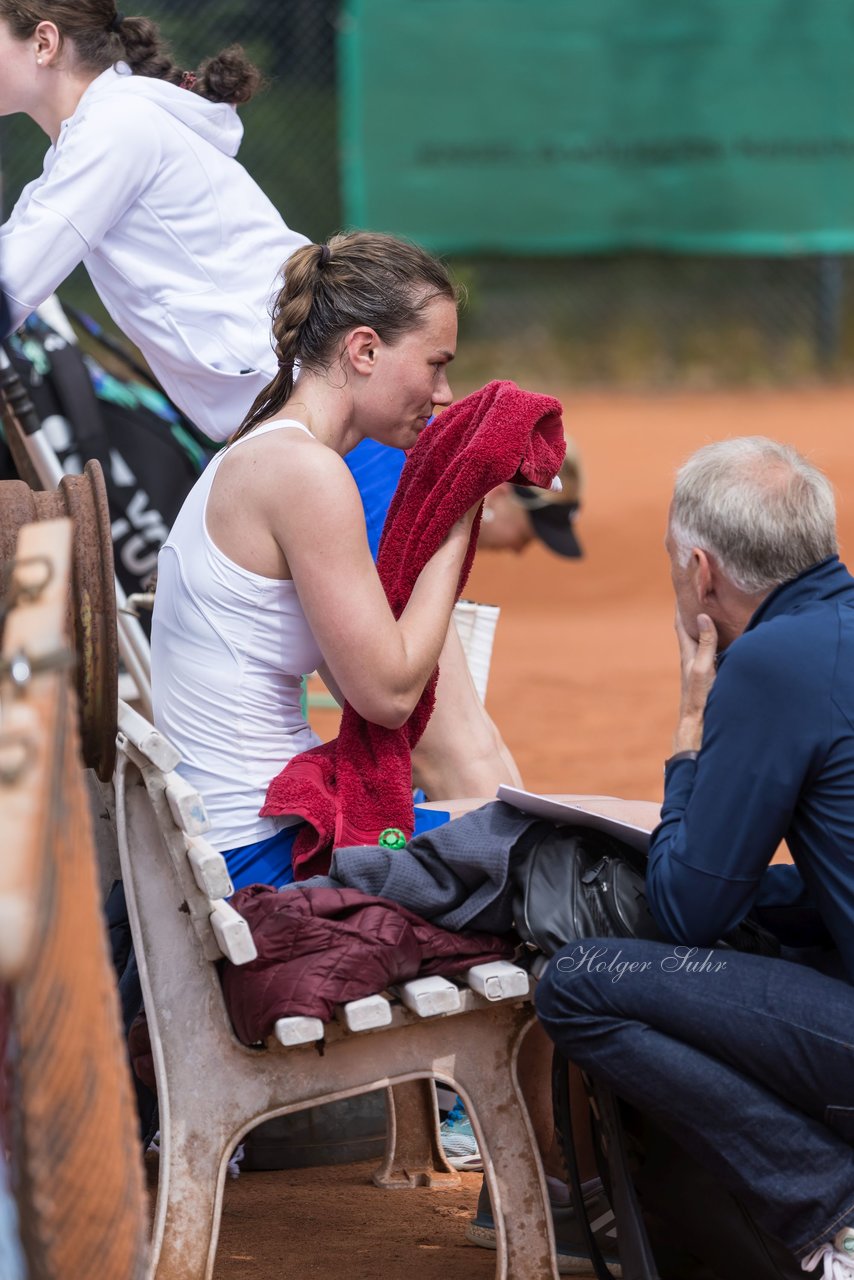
[{"xmin": 208, "ymin": 385, "xmax": 854, "ymax": 1280}]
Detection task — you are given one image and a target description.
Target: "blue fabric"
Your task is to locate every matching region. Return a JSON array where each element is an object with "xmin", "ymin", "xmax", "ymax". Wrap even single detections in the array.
[
  {"xmin": 0, "ymin": 1158, "xmax": 25, "ymax": 1280},
  {"xmin": 344, "ymin": 438, "xmax": 406, "ymax": 559},
  {"xmin": 412, "ymin": 804, "xmax": 451, "ymax": 835},
  {"xmin": 223, "ymin": 826, "xmax": 300, "ymax": 891},
  {"xmin": 647, "ymin": 556, "xmax": 854, "ymax": 981},
  {"xmin": 536, "ymin": 938, "xmax": 854, "ymax": 1256},
  {"xmin": 754, "ymin": 864, "xmax": 834, "ymax": 949},
  {"xmin": 224, "ymin": 812, "xmax": 447, "ymax": 894}
]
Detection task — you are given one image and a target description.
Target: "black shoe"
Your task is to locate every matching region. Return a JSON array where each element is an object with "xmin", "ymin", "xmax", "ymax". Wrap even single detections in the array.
[{"xmin": 465, "ymin": 1174, "xmax": 622, "ymax": 1276}]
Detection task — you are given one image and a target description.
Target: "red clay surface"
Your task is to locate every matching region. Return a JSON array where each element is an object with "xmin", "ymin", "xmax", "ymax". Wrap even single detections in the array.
[{"xmin": 211, "ymin": 388, "xmax": 854, "ymax": 1280}]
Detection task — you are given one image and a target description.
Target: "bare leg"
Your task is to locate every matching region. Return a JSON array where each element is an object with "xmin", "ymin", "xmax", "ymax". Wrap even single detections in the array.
[{"xmin": 412, "ymin": 619, "xmax": 522, "ymax": 799}]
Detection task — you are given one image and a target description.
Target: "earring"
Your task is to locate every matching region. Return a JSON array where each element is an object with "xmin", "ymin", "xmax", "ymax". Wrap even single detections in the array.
[{"xmin": 36, "ymin": 54, "xmax": 43, "ymax": 64}]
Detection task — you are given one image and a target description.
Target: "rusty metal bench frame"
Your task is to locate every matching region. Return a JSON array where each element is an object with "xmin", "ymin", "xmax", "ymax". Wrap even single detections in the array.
[{"xmin": 113, "ymin": 719, "xmax": 559, "ymax": 1280}]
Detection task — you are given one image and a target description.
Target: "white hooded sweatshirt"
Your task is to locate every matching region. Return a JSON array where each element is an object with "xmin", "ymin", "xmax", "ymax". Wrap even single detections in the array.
[{"xmin": 0, "ymin": 64, "xmax": 309, "ymax": 440}]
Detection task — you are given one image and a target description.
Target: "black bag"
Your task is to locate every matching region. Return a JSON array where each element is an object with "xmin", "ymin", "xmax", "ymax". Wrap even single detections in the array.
[
  {"xmin": 1, "ymin": 306, "xmax": 213, "ymax": 612},
  {"xmin": 512, "ymin": 821, "xmax": 780, "ymax": 959}
]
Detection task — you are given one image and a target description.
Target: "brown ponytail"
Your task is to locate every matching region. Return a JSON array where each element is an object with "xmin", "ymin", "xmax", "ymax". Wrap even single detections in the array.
[
  {"xmin": 0, "ymin": 2, "xmax": 262, "ymax": 104},
  {"xmin": 234, "ymin": 244, "xmax": 326, "ymax": 442},
  {"xmin": 232, "ymin": 232, "xmax": 459, "ymax": 443}
]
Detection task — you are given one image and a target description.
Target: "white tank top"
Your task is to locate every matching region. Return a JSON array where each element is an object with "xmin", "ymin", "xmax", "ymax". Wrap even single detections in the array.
[{"xmin": 151, "ymin": 419, "xmax": 324, "ymax": 851}]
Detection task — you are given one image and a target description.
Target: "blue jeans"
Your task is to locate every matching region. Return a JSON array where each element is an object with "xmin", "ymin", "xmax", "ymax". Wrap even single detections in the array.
[{"xmin": 535, "ymin": 938, "xmax": 854, "ymax": 1257}]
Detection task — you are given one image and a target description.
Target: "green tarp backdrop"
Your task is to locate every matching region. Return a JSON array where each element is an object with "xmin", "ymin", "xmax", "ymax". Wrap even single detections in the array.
[{"xmin": 340, "ymin": 0, "xmax": 854, "ymax": 254}]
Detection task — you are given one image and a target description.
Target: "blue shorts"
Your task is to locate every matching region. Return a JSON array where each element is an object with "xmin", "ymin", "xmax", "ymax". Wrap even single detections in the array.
[
  {"xmin": 222, "ymin": 806, "xmax": 451, "ymax": 893},
  {"xmin": 222, "ymin": 826, "xmax": 299, "ymax": 892}
]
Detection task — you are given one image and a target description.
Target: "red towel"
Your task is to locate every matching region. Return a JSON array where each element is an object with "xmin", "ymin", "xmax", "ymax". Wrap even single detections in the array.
[{"xmin": 261, "ymin": 379, "xmax": 565, "ymax": 877}]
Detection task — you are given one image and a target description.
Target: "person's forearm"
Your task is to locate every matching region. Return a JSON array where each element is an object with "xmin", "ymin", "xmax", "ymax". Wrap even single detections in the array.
[
  {"xmin": 329, "ymin": 533, "xmax": 469, "ymax": 730},
  {"xmin": 393, "ymin": 533, "xmax": 470, "ymax": 704},
  {"xmin": 647, "ymin": 745, "xmax": 784, "ymax": 945},
  {"xmin": 672, "ymin": 711, "xmax": 704, "ymax": 753}
]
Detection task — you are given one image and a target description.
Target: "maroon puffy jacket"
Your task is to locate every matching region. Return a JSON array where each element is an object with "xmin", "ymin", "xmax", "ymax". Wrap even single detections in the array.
[{"xmin": 221, "ymin": 884, "xmax": 515, "ymax": 1045}]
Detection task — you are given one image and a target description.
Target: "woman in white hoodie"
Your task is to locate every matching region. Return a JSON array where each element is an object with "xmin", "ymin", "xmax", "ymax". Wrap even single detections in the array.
[
  {"xmin": 0, "ymin": 2, "xmax": 521, "ymax": 801},
  {"xmin": 0, "ymin": 5, "xmax": 308, "ymax": 441}
]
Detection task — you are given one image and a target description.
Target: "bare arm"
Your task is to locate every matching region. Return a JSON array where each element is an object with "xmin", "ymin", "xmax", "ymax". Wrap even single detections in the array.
[
  {"xmin": 322, "ymin": 620, "xmax": 524, "ymax": 797},
  {"xmin": 271, "ymin": 444, "xmax": 475, "ymax": 730}
]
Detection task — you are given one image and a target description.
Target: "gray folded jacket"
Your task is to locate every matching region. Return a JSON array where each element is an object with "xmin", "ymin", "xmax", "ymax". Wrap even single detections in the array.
[{"xmin": 281, "ymin": 800, "xmax": 539, "ymax": 935}]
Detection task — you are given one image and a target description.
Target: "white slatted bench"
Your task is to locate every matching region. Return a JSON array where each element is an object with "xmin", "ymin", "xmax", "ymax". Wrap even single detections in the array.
[{"xmin": 113, "ymin": 707, "xmax": 558, "ymax": 1280}]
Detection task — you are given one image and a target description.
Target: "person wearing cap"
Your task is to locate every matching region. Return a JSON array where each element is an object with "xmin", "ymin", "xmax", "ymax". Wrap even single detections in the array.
[{"xmin": 477, "ymin": 440, "xmax": 584, "ymax": 559}]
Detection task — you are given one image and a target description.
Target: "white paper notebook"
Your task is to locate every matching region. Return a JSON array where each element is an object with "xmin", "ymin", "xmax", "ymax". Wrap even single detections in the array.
[{"xmin": 496, "ymin": 786, "xmax": 662, "ymax": 854}]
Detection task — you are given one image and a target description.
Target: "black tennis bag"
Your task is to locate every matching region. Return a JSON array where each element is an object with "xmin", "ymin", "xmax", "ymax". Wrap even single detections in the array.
[
  {"xmin": 512, "ymin": 821, "xmax": 780, "ymax": 958},
  {"xmin": 1, "ymin": 305, "xmax": 213, "ymax": 607}
]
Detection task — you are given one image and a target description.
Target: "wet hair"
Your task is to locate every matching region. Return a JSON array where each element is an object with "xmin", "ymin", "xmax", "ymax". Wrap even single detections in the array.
[
  {"xmin": 232, "ymin": 231, "xmax": 460, "ymax": 442},
  {"xmin": 0, "ymin": 2, "xmax": 262, "ymax": 103},
  {"xmin": 670, "ymin": 436, "xmax": 838, "ymax": 594}
]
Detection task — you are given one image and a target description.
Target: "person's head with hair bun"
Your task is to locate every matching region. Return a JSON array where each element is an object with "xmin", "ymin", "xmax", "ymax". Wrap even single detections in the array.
[
  {"xmin": 233, "ymin": 231, "xmax": 461, "ymax": 445},
  {"xmin": 0, "ymin": 2, "xmax": 261, "ymax": 107}
]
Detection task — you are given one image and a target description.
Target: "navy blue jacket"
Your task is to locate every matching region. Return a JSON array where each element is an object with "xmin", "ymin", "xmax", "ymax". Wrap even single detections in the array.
[{"xmin": 647, "ymin": 556, "xmax": 854, "ymax": 983}]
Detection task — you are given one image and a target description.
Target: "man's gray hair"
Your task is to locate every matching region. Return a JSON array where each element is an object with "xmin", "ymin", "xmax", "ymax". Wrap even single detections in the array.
[{"xmin": 670, "ymin": 437, "xmax": 837, "ymax": 594}]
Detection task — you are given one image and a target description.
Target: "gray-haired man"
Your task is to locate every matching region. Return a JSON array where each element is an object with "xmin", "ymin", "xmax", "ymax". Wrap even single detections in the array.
[{"xmin": 537, "ymin": 437, "xmax": 854, "ymax": 1278}]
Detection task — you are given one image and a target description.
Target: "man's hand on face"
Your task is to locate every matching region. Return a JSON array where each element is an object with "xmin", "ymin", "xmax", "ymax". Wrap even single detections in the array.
[{"xmin": 673, "ymin": 610, "xmax": 718, "ymax": 753}]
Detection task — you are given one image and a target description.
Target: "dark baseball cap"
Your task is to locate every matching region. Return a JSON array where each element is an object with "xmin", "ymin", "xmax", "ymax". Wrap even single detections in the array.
[
  {"xmin": 504, "ymin": 434, "xmax": 585, "ymax": 559},
  {"xmin": 511, "ymin": 486, "xmax": 583, "ymax": 558}
]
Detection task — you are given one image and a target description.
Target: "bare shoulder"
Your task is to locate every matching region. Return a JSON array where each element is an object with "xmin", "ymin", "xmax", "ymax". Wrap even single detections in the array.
[
  {"xmin": 222, "ymin": 425, "xmax": 350, "ymax": 489},
  {"xmin": 223, "ymin": 427, "xmax": 363, "ymax": 534}
]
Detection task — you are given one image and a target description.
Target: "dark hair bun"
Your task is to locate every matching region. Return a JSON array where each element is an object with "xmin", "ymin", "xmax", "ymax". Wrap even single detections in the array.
[{"xmin": 196, "ymin": 45, "xmax": 262, "ymax": 105}]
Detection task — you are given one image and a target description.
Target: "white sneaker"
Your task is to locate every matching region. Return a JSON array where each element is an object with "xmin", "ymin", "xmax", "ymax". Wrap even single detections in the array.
[
  {"xmin": 227, "ymin": 1142, "xmax": 244, "ymax": 1179},
  {"xmin": 439, "ymin": 1098, "xmax": 483, "ymax": 1172},
  {"xmin": 802, "ymin": 1228, "xmax": 854, "ymax": 1277}
]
